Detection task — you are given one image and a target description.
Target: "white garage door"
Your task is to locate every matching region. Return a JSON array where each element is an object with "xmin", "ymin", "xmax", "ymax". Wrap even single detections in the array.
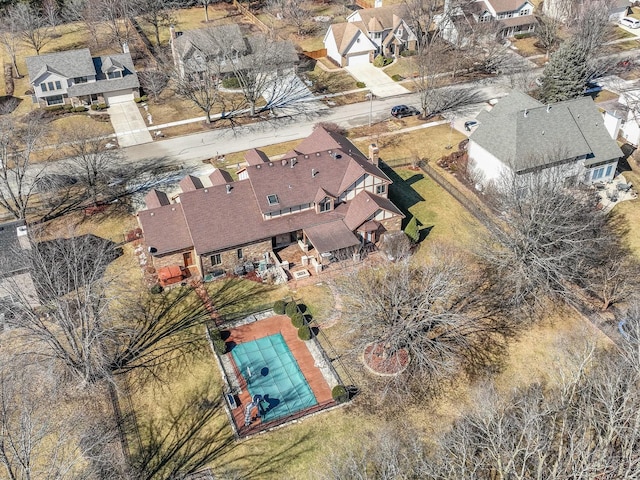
[
  {"xmin": 103, "ymin": 89, "xmax": 134, "ymax": 105},
  {"xmin": 348, "ymin": 53, "xmax": 370, "ymax": 66}
]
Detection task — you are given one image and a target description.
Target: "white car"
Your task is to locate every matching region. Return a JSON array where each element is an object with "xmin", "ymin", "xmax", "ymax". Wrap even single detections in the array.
[{"xmin": 620, "ymin": 17, "xmax": 640, "ymax": 29}]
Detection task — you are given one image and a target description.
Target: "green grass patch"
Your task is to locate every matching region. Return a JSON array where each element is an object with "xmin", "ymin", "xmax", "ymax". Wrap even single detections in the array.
[{"xmin": 294, "ymin": 282, "xmax": 334, "ymax": 324}]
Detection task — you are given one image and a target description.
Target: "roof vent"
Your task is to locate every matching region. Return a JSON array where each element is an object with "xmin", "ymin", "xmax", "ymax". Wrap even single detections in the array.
[
  {"xmin": 304, "ymin": 155, "xmax": 309, "ymax": 159},
  {"xmin": 171, "ymin": 207, "xmax": 176, "ymax": 211},
  {"xmin": 328, "ymin": 150, "xmax": 332, "ymax": 154},
  {"xmin": 281, "ymin": 159, "xmax": 287, "ymax": 166},
  {"xmin": 291, "ymin": 158, "xmax": 296, "ymax": 168},
  {"xmin": 16, "ymin": 225, "xmax": 27, "ymax": 237},
  {"xmin": 311, "ymin": 168, "xmax": 316, "ymax": 178},
  {"xmin": 316, "ymin": 152, "xmax": 321, "ymax": 156},
  {"xmin": 226, "ymin": 184, "xmax": 232, "ymax": 194},
  {"xmin": 524, "ymin": 109, "xmax": 529, "ymax": 117},
  {"xmin": 269, "ymin": 162, "xmax": 273, "ymax": 167},
  {"xmin": 150, "ymin": 212, "xmax": 154, "ymax": 216},
  {"xmin": 204, "ymin": 188, "xmax": 208, "ymax": 193},
  {"xmin": 546, "ymin": 105, "xmax": 551, "ymax": 112},
  {"xmin": 331, "ymin": 152, "xmax": 342, "ymax": 160},
  {"xmin": 257, "ymin": 165, "xmax": 261, "ymax": 169},
  {"xmin": 541, "ymin": 131, "xmax": 545, "ymax": 135}
]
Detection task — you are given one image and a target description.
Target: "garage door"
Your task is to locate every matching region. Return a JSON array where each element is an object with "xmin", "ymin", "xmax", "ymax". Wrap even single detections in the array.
[
  {"xmin": 348, "ymin": 53, "xmax": 370, "ymax": 66},
  {"xmin": 103, "ymin": 89, "xmax": 135, "ymax": 105}
]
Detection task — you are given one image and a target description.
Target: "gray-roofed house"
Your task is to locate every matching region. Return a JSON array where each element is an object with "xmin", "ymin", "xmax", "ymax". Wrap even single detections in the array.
[
  {"xmin": 137, "ymin": 127, "xmax": 404, "ymax": 276},
  {"xmin": 169, "ymin": 24, "xmax": 299, "ymax": 81},
  {"xmin": 468, "ymin": 91, "xmax": 623, "ymax": 187},
  {"xmin": 25, "ymin": 48, "xmax": 140, "ymax": 108},
  {"xmin": 0, "ymin": 221, "xmax": 39, "ymax": 319},
  {"xmin": 324, "ymin": 4, "xmax": 418, "ymax": 67}
]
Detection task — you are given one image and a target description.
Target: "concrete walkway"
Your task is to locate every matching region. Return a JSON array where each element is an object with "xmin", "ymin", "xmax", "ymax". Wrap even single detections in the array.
[
  {"xmin": 108, "ymin": 103, "xmax": 153, "ymax": 147},
  {"xmin": 345, "ymin": 63, "xmax": 410, "ymax": 98}
]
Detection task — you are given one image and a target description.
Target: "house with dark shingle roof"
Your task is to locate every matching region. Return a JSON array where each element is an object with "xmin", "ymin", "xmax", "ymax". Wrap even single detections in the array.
[
  {"xmin": 0, "ymin": 221, "xmax": 39, "ymax": 314},
  {"xmin": 468, "ymin": 91, "xmax": 623, "ymax": 187},
  {"xmin": 324, "ymin": 4, "xmax": 418, "ymax": 67},
  {"xmin": 25, "ymin": 48, "xmax": 140, "ymax": 108},
  {"xmin": 137, "ymin": 126, "xmax": 404, "ymax": 276},
  {"xmin": 169, "ymin": 24, "xmax": 299, "ymax": 81}
]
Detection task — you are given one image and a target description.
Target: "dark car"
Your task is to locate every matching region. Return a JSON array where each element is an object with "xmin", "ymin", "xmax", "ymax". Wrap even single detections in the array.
[
  {"xmin": 391, "ymin": 105, "xmax": 419, "ymax": 118},
  {"xmin": 464, "ymin": 120, "xmax": 479, "ymax": 132}
]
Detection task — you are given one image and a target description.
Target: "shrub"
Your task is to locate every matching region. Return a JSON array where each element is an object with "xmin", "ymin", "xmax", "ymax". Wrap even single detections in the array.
[
  {"xmin": 405, "ymin": 216, "xmax": 419, "ymax": 243},
  {"xmin": 332, "ymin": 385, "xmax": 349, "ymax": 403},
  {"xmin": 222, "ymin": 76, "xmax": 240, "ymax": 89},
  {"xmin": 72, "ymin": 106, "xmax": 87, "ymax": 112},
  {"xmin": 514, "ymin": 33, "xmax": 533, "ymax": 40},
  {"xmin": 150, "ymin": 284, "xmax": 163, "ymax": 294},
  {"xmin": 134, "ymin": 95, "xmax": 149, "ymax": 103},
  {"xmin": 391, "ymin": 74, "xmax": 403, "ymax": 82},
  {"xmin": 285, "ymin": 301, "xmax": 298, "ymax": 318},
  {"xmin": 273, "ymin": 300, "xmax": 286, "ymax": 315},
  {"xmin": 91, "ymin": 102, "xmax": 108, "ymax": 111},
  {"xmin": 209, "ymin": 328, "xmax": 227, "ymax": 355},
  {"xmin": 63, "ymin": 104, "xmax": 74, "ymax": 111},
  {"xmin": 356, "ymin": 81, "xmax": 366, "ymax": 88},
  {"xmin": 400, "ymin": 50, "xmax": 417, "ymax": 57},
  {"xmin": 291, "ymin": 312, "xmax": 305, "ymax": 328},
  {"xmin": 45, "ymin": 105, "xmax": 64, "ymax": 112},
  {"xmin": 297, "ymin": 325, "xmax": 312, "ymax": 341},
  {"xmin": 373, "ymin": 54, "xmax": 385, "ymax": 67}
]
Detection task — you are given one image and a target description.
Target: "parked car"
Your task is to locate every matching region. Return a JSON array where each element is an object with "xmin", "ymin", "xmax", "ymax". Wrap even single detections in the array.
[
  {"xmin": 464, "ymin": 120, "xmax": 479, "ymax": 132},
  {"xmin": 620, "ymin": 17, "xmax": 640, "ymax": 29},
  {"xmin": 391, "ymin": 105, "xmax": 419, "ymax": 118}
]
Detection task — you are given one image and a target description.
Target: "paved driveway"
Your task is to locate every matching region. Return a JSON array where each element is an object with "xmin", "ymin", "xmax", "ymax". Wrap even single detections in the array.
[
  {"xmin": 345, "ymin": 63, "xmax": 410, "ymax": 98},
  {"xmin": 108, "ymin": 102, "xmax": 153, "ymax": 147}
]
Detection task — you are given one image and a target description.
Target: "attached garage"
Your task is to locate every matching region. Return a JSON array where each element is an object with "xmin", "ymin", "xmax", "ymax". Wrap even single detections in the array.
[
  {"xmin": 103, "ymin": 89, "xmax": 135, "ymax": 105},
  {"xmin": 347, "ymin": 53, "xmax": 370, "ymax": 66}
]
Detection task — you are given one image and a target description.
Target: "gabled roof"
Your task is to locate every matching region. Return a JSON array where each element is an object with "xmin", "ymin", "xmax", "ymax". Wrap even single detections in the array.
[
  {"xmin": 67, "ymin": 53, "xmax": 139, "ymax": 96},
  {"xmin": 175, "ymin": 24, "xmax": 247, "ymax": 61},
  {"xmin": 304, "ymin": 220, "xmax": 359, "ymax": 254},
  {"xmin": 343, "ymin": 190, "xmax": 404, "ymax": 230},
  {"xmin": 179, "ymin": 175, "xmax": 204, "ymax": 192},
  {"xmin": 485, "ymin": 0, "xmax": 532, "ymax": 13},
  {"xmin": 470, "ymin": 92, "xmax": 623, "ymax": 172},
  {"xmin": 101, "ymin": 56, "xmax": 124, "ymax": 73},
  {"xmin": 0, "ymin": 220, "xmax": 29, "ymax": 275},
  {"xmin": 353, "ymin": 5, "xmax": 409, "ymax": 33},
  {"xmin": 26, "ymin": 48, "xmax": 96, "ymax": 84},
  {"xmin": 245, "ymin": 149, "xmax": 270, "ymax": 166},
  {"xmin": 209, "ymin": 169, "xmax": 234, "ymax": 186},
  {"xmin": 137, "ymin": 203, "xmax": 193, "ymax": 255},
  {"xmin": 328, "ymin": 22, "xmax": 375, "ymax": 56},
  {"xmin": 144, "ymin": 190, "xmax": 170, "ymax": 209}
]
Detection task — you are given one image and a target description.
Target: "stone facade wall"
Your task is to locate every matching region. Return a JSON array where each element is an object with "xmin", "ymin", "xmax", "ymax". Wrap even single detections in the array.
[
  {"xmin": 201, "ymin": 238, "xmax": 273, "ymax": 272},
  {"xmin": 152, "ymin": 249, "xmax": 193, "ymax": 271}
]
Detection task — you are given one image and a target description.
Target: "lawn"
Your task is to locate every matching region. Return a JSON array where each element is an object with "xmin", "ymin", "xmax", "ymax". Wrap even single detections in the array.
[
  {"xmin": 303, "ymin": 65, "xmax": 359, "ymax": 94},
  {"xmin": 612, "ymin": 155, "xmax": 640, "ymax": 259},
  {"xmin": 510, "ymin": 36, "xmax": 548, "ymax": 57},
  {"xmin": 383, "ymin": 57, "xmax": 419, "ymax": 80}
]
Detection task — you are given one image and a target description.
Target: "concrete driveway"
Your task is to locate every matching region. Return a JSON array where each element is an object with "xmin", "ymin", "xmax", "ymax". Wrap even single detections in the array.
[
  {"xmin": 108, "ymin": 102, "xmax": 153, "ymax": 147},
  {"xmin": 345, "ymin": 63, "xmax": 410, "ymax": 98}
]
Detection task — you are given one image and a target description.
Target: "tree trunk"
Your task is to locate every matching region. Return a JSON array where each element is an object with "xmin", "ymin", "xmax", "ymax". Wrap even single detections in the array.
[
  {"xmin": 154, "ymin": 24, "xmax": 160, "ymax": 47},
  {"xmin": 205, "ymin": 111, "xmax": 211, "ymax": 124},
  {"xmin": 204, "ymin": 5, "xmax": 209, "ymax": 22}
]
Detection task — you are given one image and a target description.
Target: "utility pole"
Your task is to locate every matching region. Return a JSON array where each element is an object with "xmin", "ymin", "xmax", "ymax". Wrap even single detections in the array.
[{"xmin": 367, "ymin": 91, "xmax": 374, "ymax": 126}]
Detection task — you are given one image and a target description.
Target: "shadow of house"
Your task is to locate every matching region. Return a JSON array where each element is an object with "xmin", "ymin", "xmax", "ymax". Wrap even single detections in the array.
[{"xmin": 380, "ymin": 164, "xmax": 425, "ymax": 227}]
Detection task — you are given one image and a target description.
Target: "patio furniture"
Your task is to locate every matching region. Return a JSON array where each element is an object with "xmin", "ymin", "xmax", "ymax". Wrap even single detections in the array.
[
  {"xmin": 617, "ymin": 183, "xmax": 632, "ymax": 192},
  {"xmin": 292, "ymin": 269, "xmax": 310, "ymax": 280},
  {"xmin": 234, "ymin": 265, "xmax": 246, "ymax": 276},
  {"xmin": 244, "ymin": 261, "xmax": 255, "ymax": 272}
]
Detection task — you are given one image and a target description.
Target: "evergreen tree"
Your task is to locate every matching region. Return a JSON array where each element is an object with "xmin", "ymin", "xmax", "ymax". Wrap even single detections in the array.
[
  {"xmin": 405, "ymin": 216, "xmax": 419, "ymax": 243},
  {"xmin": 538, "ymin": 40, "xmax": 588, "ymax": 104}
]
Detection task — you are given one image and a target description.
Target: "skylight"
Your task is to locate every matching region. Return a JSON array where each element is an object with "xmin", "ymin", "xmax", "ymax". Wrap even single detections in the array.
[{"xmin": 267, "ymin": 194, "xmax": 279, "ymax": 205}]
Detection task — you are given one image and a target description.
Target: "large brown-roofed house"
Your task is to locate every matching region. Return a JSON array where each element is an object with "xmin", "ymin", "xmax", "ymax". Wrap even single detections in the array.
[
  {"xmin": 324, "ymin": 4, "xmax": 418, "ymax": 67},
  {"xmin": 137, "ymin": 127, "xmax": 404, "ymax": 277}
]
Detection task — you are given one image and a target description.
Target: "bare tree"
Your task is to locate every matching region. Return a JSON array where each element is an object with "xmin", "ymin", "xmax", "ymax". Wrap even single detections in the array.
[
  {"xmin": 138, "ymin": 0, "xmax": 176, "ymax": 47},
  {"xmin": 341, "ymin": 245, "xmax": 509, "ymax": 397},
  {"xmin": 138, "ymin": 69, "xmax": 169, "ymax": 101},
  {"xmin": 266, "ymin": 0, "xmax": 314, "ymax": 36},
  {"xmin": 42, "ymin": 0, "xmax": 61, "ymax": 31},
  {"xmin": 0, "ymin": 116, "xmax": 49, "ymax": 220},
  {"xmin": 0, "ymin": 16, "xmax": 21, "ymax": 79},
  {"xmin": 535, "ymin": 15, "xmax": 560, "ymax": 58},
  {"xmin": 62, "ymin": 0, "xmax": 102, "ymax": 47},
  {"xmin": 8, "ymin": 3, "xmax": 53, "ymax": 55},
  {"xmin": 171, "ymin": 61, "xmax": 221, "ymax": 124},
  {"xmin": 200, "ymin": 0, "xmax": 213, "ymax": 23},
  {"xmin": 482, "ymin": 167, "xmax": 620, "ymax": 314},
  {"xmin": 98, "ymin": 0, "xmax": 138, "ymax": 50}
]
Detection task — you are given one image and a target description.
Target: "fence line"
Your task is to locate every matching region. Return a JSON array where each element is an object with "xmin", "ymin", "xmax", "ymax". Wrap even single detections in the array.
[
  {"xmin": 233, "ymin": 0, "xmax": 272, "ymax": 35},
  {"xmin": 303, "ymin": 48, "xmax": 327, "ymax": 59}
]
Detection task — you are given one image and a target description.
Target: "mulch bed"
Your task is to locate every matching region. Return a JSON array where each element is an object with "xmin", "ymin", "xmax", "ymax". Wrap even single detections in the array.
[{"xmin": 363, "ymin": 343, "xmax": 410, "ymax": 376}]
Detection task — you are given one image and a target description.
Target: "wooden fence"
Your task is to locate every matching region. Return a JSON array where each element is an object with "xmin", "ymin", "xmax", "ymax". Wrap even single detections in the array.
[
  {"xmin": 303, "ymin": 48, "xmax": 327, "ymax": 59},
  {"xmin": 233, "ymin": 0, "xmax": 272, "ymax": 35}
]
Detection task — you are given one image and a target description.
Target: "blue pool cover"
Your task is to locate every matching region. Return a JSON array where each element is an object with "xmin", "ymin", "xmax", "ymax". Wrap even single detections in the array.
[{"xmin": 231, "ymin": 333, "xmax": 318, "ymax": 422}]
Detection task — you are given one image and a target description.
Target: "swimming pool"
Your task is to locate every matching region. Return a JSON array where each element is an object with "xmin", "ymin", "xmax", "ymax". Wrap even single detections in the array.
[{"xmin": 231, "ymin": 333, "xmax": 318, "ymax": 422}]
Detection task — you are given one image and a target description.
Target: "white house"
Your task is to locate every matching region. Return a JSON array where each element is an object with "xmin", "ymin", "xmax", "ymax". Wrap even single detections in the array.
[
  {"xmin": 436, "ymin": 0, "xmax": 537, "ymax": 45},
  {"xmin": 544, "ymin": 0, "xmax": 630, "ymax": 23},
  {"xmin": 608, "ymin": 89, "xmax": 640, "ymax": 146},
  {"xmin": 25, "ymin": 48, "xmax": 140, "ymax": 108},
  {"xmin": 324, "ymin": 4, "xmax": 418, "ymax": 67},
  {"xmin": 468, "ymin": 91, "xmax": 623, "ymax": 187}
]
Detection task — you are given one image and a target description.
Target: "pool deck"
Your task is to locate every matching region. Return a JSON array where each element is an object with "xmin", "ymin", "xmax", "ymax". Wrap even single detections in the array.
[{"xmin": 224, "ymin": 315, "xmax": 333, "ymax": 434}]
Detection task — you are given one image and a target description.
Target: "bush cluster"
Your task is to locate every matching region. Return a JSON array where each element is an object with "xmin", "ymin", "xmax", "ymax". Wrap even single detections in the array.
[
  {"xmin": 273, "ymin": 300, "xmax": 286, "ymax": 315},
  {"xmin": 134, "ymin": 95, "xmax": 149, "ymax": 103},
  {"xmin": 514, "ymin": 33, "xmax": 533, "ymax": 40},
  {"xmin": 44, "ymin": 105, "xmax": 65, "ymax": 112},
  {"xmin": 332, "ymin": 385, "xmax": 349, "ymax": 403},
  {"xmin": 209, "ymin": 328, "xmax": 227, "ymax": 355},
  {"xmin": 91, "ymin": 103, "xmax": 108, "ymax": 111},
  {"xmin": 297, "ymin": 325, "xmax": 312, "ymax": 341},
  {"xmin": 291, "ymin": 312, "xmax": 305, "ymax": 328},
  {"xmin": 356, "ymin": 81, "xmax": 366, "ymax": 89},
  {"xmin": 391, "ymin": 74, "xmax": 403, "ymax": 82},
  {"xmin": 285, "ymin": 301, "xmax": 298, "ymax": 318},
  {"xmin": 222, "ymin": 76, "xmax": 240, "ymax": 89},
  {"xmin": 150, "ymin": 284, "xmax": 163, "ymax": 294}
]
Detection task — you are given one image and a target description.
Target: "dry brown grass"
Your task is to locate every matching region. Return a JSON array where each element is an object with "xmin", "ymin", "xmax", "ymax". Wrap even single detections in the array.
[{"xmin": 510, "ymin": 36, "xmax": 547, "ymax": 57}]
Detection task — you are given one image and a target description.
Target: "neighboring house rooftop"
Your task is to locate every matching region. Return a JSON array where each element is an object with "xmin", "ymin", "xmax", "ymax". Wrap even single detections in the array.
[
  {"xmin": 0, "ymin": 220, "xmax": 29, "ymax": 276},
  {"xmin": 25, "ymin": 49, "xmax": 96, "ymax": 82},
  {"xmin": 174, "ymin": 24, "xmax": 247, "ymax": 61},
  {"xmin": 471, "ymin": 92, "xmax": 623, "ymax": 172},
  {"xmin": 68, "ymin": 54, "xmax": 139, "ymax": 96},
  {"xmin": 352, "ymin": 4, "xmax": 408, "ymax": 31},
  {"xmin": 486, "ymin": 0, "xmax": 530, "ymax": 13}
]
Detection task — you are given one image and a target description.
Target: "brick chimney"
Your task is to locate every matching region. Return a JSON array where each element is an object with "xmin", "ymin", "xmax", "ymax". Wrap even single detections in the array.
[{"xmin": 368, "ymin": 143, "xmax": 379, "ymax": 166}]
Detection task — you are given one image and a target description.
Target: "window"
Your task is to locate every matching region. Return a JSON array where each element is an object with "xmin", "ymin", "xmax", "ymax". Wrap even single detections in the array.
[
  {"xmin": 237, "ymin": 248, "xmax": 243, "ymax": 259},
  {"xmin": 521, "ymin": 8, "xmax": 531, "ymax": 15},
  {"xmin": 211, "ymin": 254, "xmax": 221, "ymax": 265},
  {"xmin": 605, "ymin": 164, "xmax": 613, "ymax": 177},
  {"xmin": 267, "ymin": 194, "xmax": 279, "ymax": 205},
  {"xmin": 41, "ymin": 83, "xmax": 48, "ymax": 92},
  {"xmin": 46, "ymin": 95, "xmax": 64, "ymax": 106},
  {"xmin": 55, "ymin": 80, "xmax": 61, "ymax": 89},
  {"xmin": 376, "ymin": 184, "xmax": 386, "ymax": 195},
  {"xmin": 319, "ymin": 198, "xmax": 331, "ymax": 212},
  {"xmin": 592, "ymin": 167, "xmax": 605, "ymax": 180},
  {"xmin": 507, "ymin": 12, "xmax": 513, "ymax": 18},
  {"xmin": 107, "ymin": 71, "xmax": 122, "ymax": 79},
  {"xmin": 74, "ymin": 76, "xmax": 88, "ymax": 84}
]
